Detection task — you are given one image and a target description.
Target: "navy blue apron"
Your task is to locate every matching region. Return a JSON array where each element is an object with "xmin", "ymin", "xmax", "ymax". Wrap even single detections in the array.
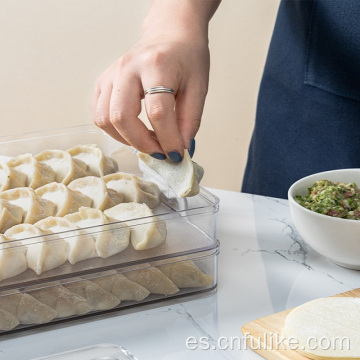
[{"xmin": 242, "ymin": 0, "xmax": 360, "ymax": 199}]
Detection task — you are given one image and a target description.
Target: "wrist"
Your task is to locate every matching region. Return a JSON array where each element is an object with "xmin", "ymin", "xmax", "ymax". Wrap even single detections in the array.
[{"xmin": 142, "ymin": 0, "xmax": 220, "ymax": 44}]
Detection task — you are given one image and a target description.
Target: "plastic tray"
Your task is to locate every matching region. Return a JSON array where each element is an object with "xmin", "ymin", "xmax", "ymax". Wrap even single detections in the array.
[
  {"xmin": 33, "ymin": 344, "xmax": 138, "ymax": 360},
  {"xmin": 0, "ymin": 125, "xmax": 219, "ymax": 333}
]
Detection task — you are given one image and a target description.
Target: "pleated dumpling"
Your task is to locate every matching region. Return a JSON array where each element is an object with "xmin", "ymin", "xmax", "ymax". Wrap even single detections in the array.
[
  {"xmin": 0, "ymin": 188, "xmax": 56, "ymax": 224},
  {"xmin": 138, "ymin": 149, "xmax": 204, "ymax": 197},
  {"xmin": 104, "ymin": 203, "xmax": 166, "ymax": 250},
  {"xmin": 64, "ymin": 279, "xmax": 120, "ymax": 310},
  {"xmin": 92, "ymin": 273, "xmax": 150, "ymax": 302},
  {"xmin": 0, "ymin": 199, "xmax": 23, "ymax": 233},
  {"xmin": 35, "ymin": 182, "xmax": 92, "ymax": 217},
  {"xmin": 0, "ymin": 308, "xmax": 19, "ymax": 331},
  {"xmin": 0, "ymin": 290, "xmax": 57, "ymax": 325},
  {"xmin": 68, "ymin": 176, "xmax": 123, "ymax": 211},
  {"xmin": 29, "ymin": 283, "xmax": 92, "ymax": 318},
  {"xmin": 67, "ymin": 144, "xmax": 117, "ymax": 177},
  {"xmin": 124, "ymin": 266, "xmax": 179, "ymax": 295},
  {"xmin": 4, "ymin": 224, "xmax": 68, "ymax": 275},
  {"xmin": 35, "ymin": 217, "xmax": 96, "ymax": 265},
  {"xmin": 65, "ymin": 207, "xmax": 130, "ymax": 258},
  {"xmin": 103, "ymin": 172, "xmax": 161, "ymax": 209},
  {"xmin": 157, "ymin": 260, "xmax": 214, "ymax": 288},
  {"xmin": 0, "ymin": 163, "xmax": 27, "ymax": 192},
  {"xmin": 35, "ymin": 149, "xmax": 87, "ymax": 185},
  {"xmin": 0, "ymin": 234, "xmax": 27, "ymax": 282},
  {"xmin": 7, "ymin": 154, "xmax": 56, "ymax": 189}
]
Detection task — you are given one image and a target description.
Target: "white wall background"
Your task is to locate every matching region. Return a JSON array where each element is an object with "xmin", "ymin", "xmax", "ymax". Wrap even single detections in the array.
[{"xmin": 0, "ymin": 0, "xmax": 279, "ymax": 191}]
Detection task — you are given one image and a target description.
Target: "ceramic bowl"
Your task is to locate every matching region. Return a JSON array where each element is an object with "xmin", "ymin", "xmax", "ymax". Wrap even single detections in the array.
[{"xmin": 288, "ymin": 168, "xmax": 360, "ymax": 270}]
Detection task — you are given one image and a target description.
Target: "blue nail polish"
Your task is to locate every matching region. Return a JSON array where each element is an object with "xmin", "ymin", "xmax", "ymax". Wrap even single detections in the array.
[
  {"xmin": 150, "ymin": 153, "xmax": 166, "ymax": 160},
  {"xmin": 168, "ymin": 151, "xmax": 182, "ymax": 163},
  {"xmin": 189, "ymin": 138, "xmax": 195, "ymax": 158}
]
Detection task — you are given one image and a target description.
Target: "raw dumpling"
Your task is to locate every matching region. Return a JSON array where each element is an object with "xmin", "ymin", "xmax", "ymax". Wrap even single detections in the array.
[
  {"xmin": 64, "ymin": 279, "xmax": 120, "ymax": 310},
  {"xmin": 138, "ymin": 149, "xmax": 204, "ymax": 197},
  {"xmin": 68, "ymin": 176, "xmax": 123, "ymax": 211},
  {"xmin": 29, "ymin": 284, "xmax": 92, "ymax": 318},
  {"xmin": 35, "ymin": 149, "xmax": 87, "ymax": 185},
  {"xmin": 103, "ymin": 172, "xmax": 161, "ymax": 209},
  {"xmin": 0, "ymin": 199, "xmax": 23, "ymax": 233},
  {"xmin": 7, "ymin": 154, "xmax": 56, "ymax": 189},
  {"xmin": 68, "ymin": 144, "xmax": 117, "ymax": 177},
  {"xmin": 0, "ymin": 188, "xmax": 56, "ymax": 224},
  {"xmin": 0, "ymin": 234, "xmax": 27, "ymax": 282},
  {"xmin": 5, "ymin": 224, "xmax": 68, "ymax": 275},
  {"xmin": 0, "ymin": 308, "xmax": 19, "ymax": 331},
  {"xmin": 92, "ymin": 272, "xmax": 150, "ymax": 301},
  {"xmin": 0, "ymin": 290, "xmax": 57, "ymax": 324},
  {"xmin": 284, "ymin": 297, "xmax": 360, "ymax": 359},
  {"xmin": 124, "ymin": 267, "xmax": 179, "ymax": 295},
  {"xmin": 157, "ymin": 260, "xmax": 214, "ymax": 288},
  {"xmin": 104, "ymin": 203, "xmax": 166, "ymax": 250},
  {"xmin": 35, "ymin": 217, "xmax": 96, "ymax": 264},
  {"xmin": 65, "ymin": 207, "xmax": 130, "ymax": 258},
  {"xmin": 0, "ymin": 163, "xmax": 27, "ymax": 192},
  {"xmin": 35, "ymin": 182, "xmax": 92, "ymax": 217}
]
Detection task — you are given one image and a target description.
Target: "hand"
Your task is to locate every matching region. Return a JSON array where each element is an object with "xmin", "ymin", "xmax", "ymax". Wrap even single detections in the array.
[{"xmin": 92, "ymin": 0, "xmax": 220, "ymax": 162}]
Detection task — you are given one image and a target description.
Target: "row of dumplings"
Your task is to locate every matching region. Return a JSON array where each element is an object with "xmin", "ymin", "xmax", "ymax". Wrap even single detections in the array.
[
  {"xmin": 0, "ymin": 172, "xmax": 162, "ymax": 234},
  {"xmin": 0, "ymin": 261, "xmax": 214, "ymax": 331},
  {"xmin": 0, "ymin": 202, "xmax": 167, "ymax": 279},
  {"xmin": 0, "ymin": 144, "xmax": 118, "ymax": 192}
]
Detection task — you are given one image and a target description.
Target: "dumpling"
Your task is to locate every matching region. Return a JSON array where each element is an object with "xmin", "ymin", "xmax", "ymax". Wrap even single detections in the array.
[
  {"xmin": 7, "ymin": 154, "xmax": 56, "ymax": 189},
  {"xmin": 29, "ymin": 283, "xmax": 92, "ymax": 318},
  {"xmin": 157, "ymin": 260, "xmax": 214, "ymax": 288},
  {"xmin": 92, "ymin": 272, "xmax": 150, "ymax": 301},
  {"xmin": 35, "ymin": 149, "xmax": 87, "ymax": 185},
  {"xmin": 4, "ymin": 224, "xmax": 68, "ymax": 275},
  {"xmin": 0, "ymin": 308, "xmax": 19, "ymax": 331},
  {"xmin": 137, "ymin": 149, "xmax": 204, "ymax": 197},
  {"xmin": 104, "ymin": 203, "xmax": 166, "ymax": 250},
  {"xmin": 34, "ymin": 217, "xmax": 96, "ymax": 264},
  {"xmin": 65, "ymin": 207, "xmax": 130, "ymax": 258},
  {"xmin": 0, "ymin": 188, "xmax": 56, "ymax": 224},
  {"xmin": 67, "ymin": 144, "xmax": 117, "ymax": 177},
  {"xmin": 103, "ymin": 172, "xmax": 161, "ymax": 209},
  {"xmin": 64, "ymin": 279, "xmax": 120, "ymax": 310},
  {"xmin": 0, "ymin": 163, "xmax": 27, "ymax": 192},
  {"xmin": 0, "ymin": 234, "xmax": 27, "ymax": 282},
  {"xmin": 35, "ymin": 182, "xmax": 92, "ymax": 217},
  {"xmin": 0, "ymin": 199, "xmax": 23, "ymax": 233},
  {"xmin": 124, "ymin": 266, "xmax": 179, "ymax": 295},
  {"xmin": 0, "ymin": 290, "xmax": 56, "ymax": 324},
  {"xmin": 68, "ymin": 176, "xmax": 123, "ymax": 211}
]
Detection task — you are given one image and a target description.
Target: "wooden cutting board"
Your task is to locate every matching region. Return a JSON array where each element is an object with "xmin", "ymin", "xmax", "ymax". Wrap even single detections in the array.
[{"xmin": 241, "ymin": 288, "xmax": 360, "ymax": 360}]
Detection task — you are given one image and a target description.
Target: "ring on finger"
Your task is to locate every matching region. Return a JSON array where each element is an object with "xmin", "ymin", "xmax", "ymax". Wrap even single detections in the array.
[{"xmin": 144, "ymin": 86, "xmax": 175, "ymax": 96}]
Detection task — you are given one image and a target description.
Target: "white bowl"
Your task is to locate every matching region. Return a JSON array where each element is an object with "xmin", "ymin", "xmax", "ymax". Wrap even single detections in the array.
[{"xmin": 288, "ymin": 168, "xmax": 360, "ymax": 270}]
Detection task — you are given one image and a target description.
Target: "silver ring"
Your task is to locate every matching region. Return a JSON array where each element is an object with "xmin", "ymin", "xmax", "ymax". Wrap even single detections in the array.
[{"xmin": 144, "ymin": 86, "xmax": 175, "ymax": 96}]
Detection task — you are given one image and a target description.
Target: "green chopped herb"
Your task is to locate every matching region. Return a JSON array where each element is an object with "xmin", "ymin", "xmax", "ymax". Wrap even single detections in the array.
[{"xmin": 296, "ymin": 180, "xmax": 360, "ymax": 220}]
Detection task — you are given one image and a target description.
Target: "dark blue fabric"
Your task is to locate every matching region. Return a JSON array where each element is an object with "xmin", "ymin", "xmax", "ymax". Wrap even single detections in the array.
[{"xmin": 242, "ymin": 0, "xmax": 360, "ymax": 199}]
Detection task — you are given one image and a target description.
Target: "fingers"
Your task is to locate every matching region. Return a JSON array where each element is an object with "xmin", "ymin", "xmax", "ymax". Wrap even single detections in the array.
[
  {"xmin": 108, "ymin": 75, "xmax": 165, "ymax": 155},
  {"xmin": 175, "ymin": 80, "xmax": 207, "ymax": 155},
  {"xmin": 143, "ymin": 87, "xmax": 185, "ymax": 162},
  {"xmin": 93, "ymin": 79, "xmax": 130, "ymax": 145}
]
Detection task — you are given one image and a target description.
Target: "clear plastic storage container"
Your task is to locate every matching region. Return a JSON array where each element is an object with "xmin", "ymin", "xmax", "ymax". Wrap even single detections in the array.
[{"xmin": 0, "ymin": 125, "xmax": 219, "ymax": 333}]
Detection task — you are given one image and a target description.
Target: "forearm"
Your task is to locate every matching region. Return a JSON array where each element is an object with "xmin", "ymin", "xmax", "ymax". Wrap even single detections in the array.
[{"xmin": 142, "ymin": 0, "xmax": 221, "ymax": 42}]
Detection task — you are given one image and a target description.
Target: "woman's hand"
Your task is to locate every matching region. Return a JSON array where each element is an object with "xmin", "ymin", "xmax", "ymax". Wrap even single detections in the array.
[{"xmin": 92, "ymin": 0, "xmax": 220, "ymax": 162}]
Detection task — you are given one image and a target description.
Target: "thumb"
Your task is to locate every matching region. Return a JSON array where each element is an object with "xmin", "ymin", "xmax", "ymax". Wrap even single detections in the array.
[{"xmin": 175, "ymin": 83, "xmax": 207, "ymax": 156}]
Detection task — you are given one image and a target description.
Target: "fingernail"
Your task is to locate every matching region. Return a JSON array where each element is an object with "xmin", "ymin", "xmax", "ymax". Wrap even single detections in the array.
[
  {"xmin": 189, "ymin": 138, "xmax": 195, "ymax": 158},
  {"xmin": 150, "ymin": 153, "xmax": 166, "ymax": 160},
  {"xmin": 168, "ymin": 151, "xmax": 182, "ymax": 163}
]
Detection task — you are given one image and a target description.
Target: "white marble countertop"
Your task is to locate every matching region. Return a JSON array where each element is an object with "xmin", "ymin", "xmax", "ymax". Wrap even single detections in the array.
[{"xmin": 1, "ymin": 189, "xmax": 359, "ymax": 360}]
